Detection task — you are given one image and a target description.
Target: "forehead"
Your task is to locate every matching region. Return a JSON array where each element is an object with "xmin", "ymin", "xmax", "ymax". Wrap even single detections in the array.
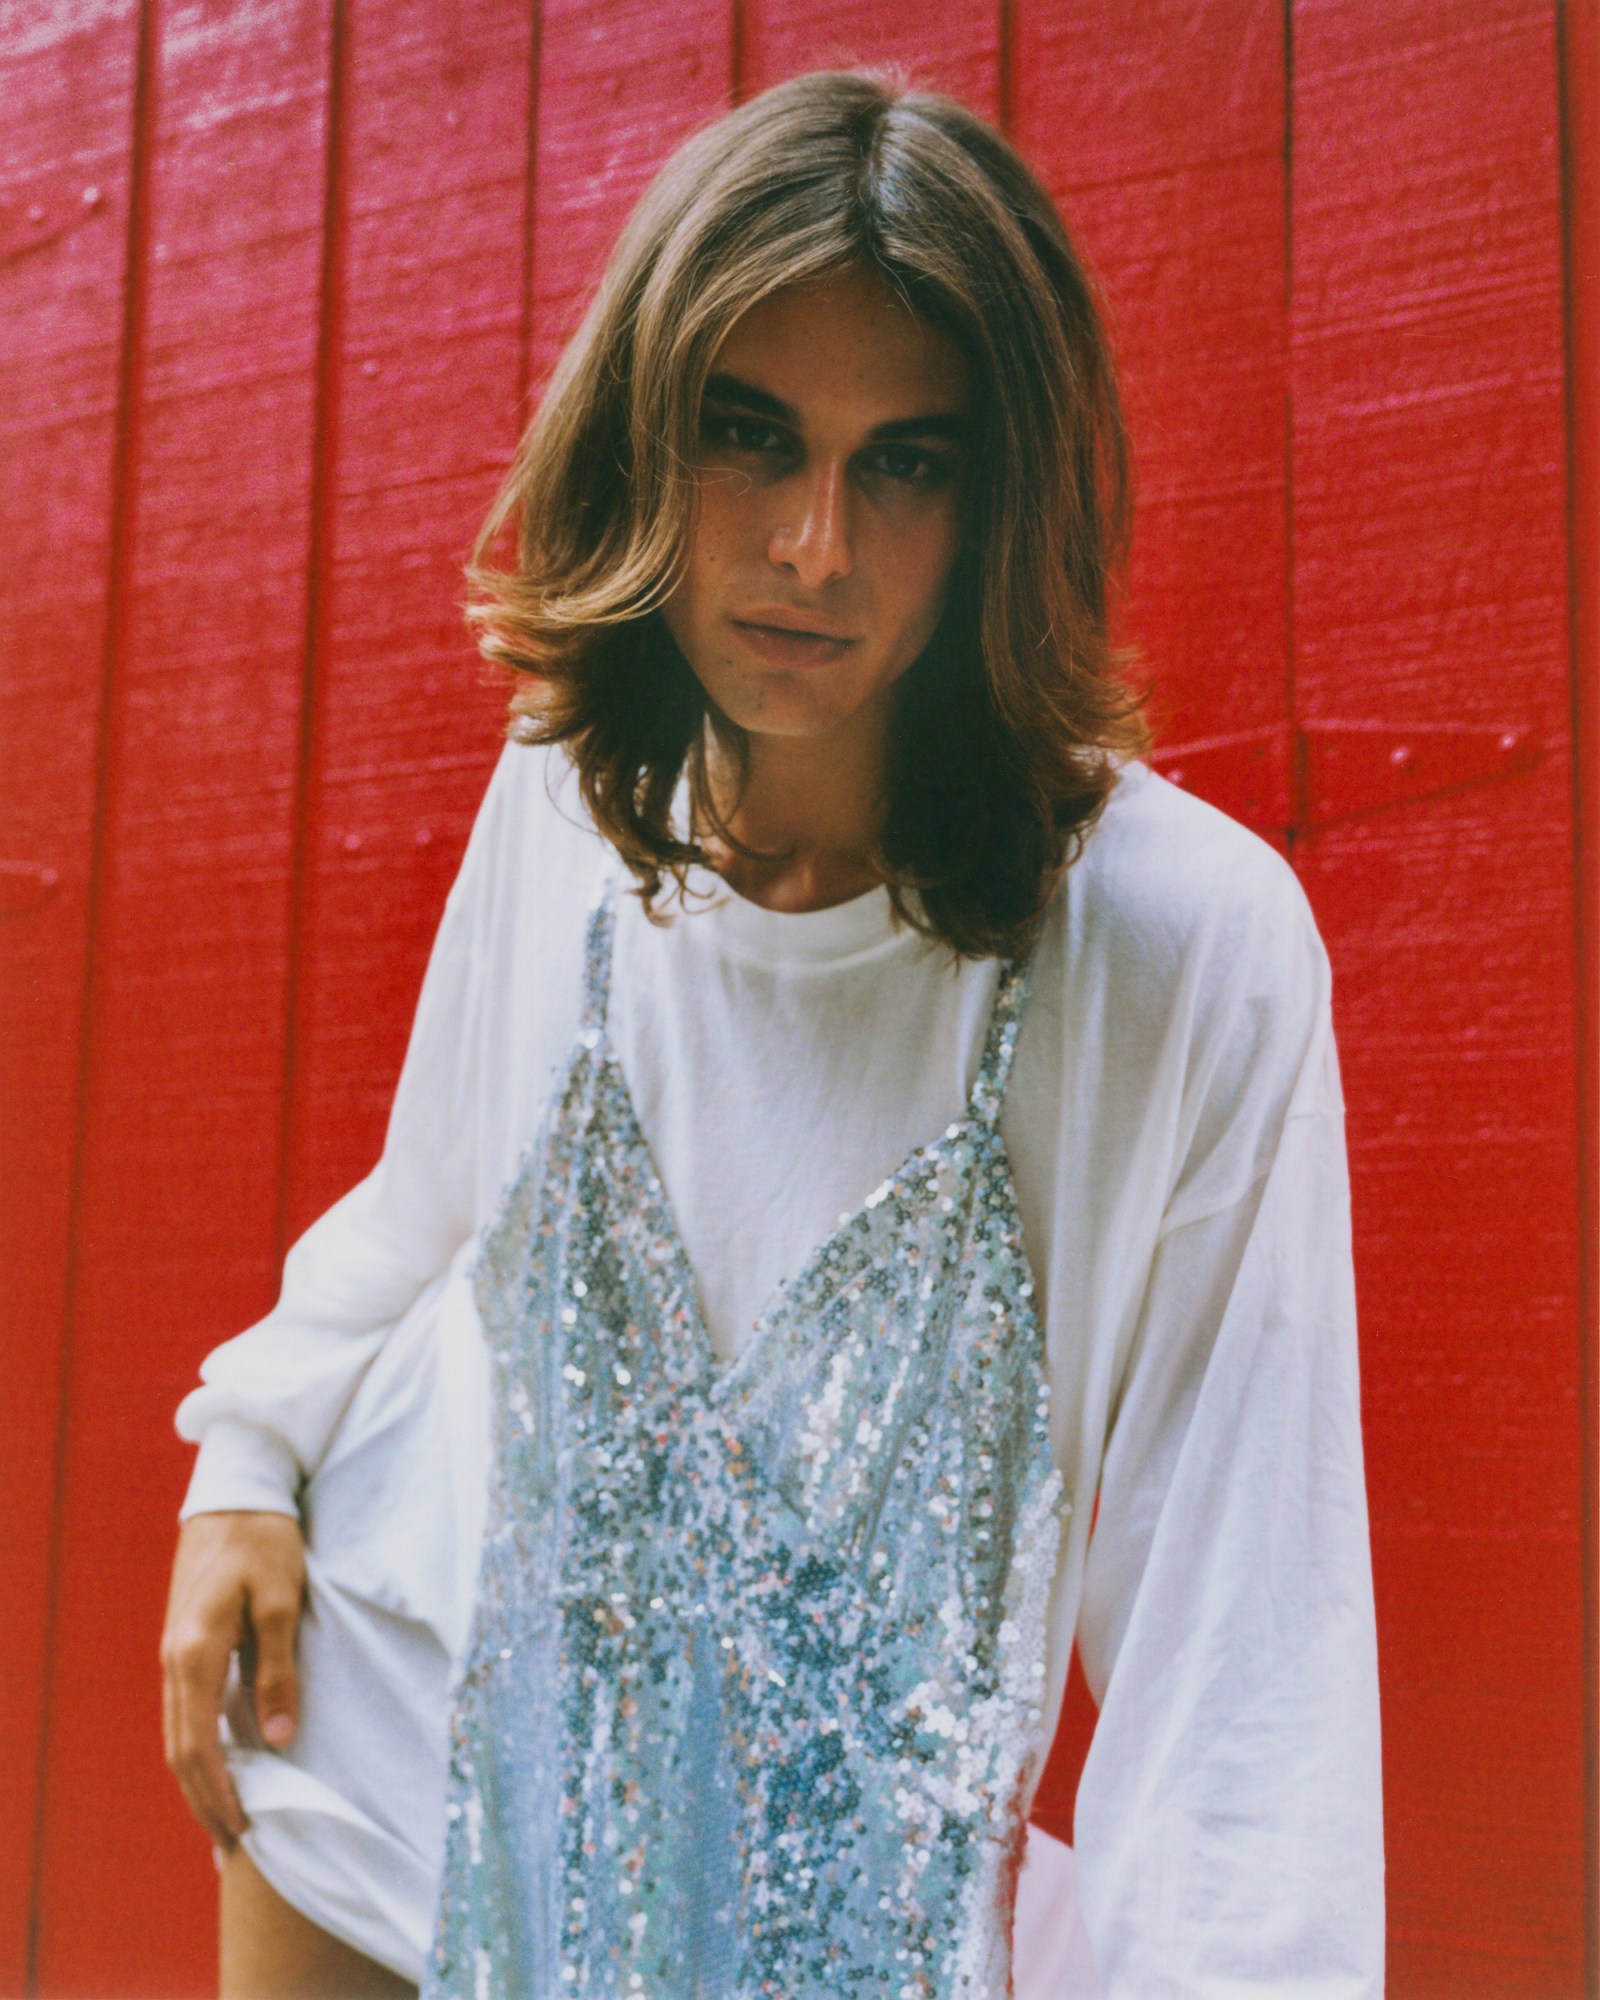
[{"xmin": 709, "ymin": 266, "xmax": 969, "ymax": 427}]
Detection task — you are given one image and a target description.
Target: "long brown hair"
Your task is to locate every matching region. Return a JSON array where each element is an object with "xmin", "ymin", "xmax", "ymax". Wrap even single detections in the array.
[{"xmin": 463, "ymin": 69, "xmax": 1147, "ymax": 959}]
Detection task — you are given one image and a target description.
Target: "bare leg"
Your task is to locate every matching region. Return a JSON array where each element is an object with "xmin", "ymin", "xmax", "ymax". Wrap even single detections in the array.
[{"xmin": 219, "ymin": 1846, "xmax": 417, "ymax": 2000}]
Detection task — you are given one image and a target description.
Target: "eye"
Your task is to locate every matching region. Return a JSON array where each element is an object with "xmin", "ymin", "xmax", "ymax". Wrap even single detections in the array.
[
  {"xmin": 863, "ymin": 442, "xmax": 955, "ymax": 488},
  {"xmin": 701, "ymin": 411, "xmax": 789, "ymax": 457}
]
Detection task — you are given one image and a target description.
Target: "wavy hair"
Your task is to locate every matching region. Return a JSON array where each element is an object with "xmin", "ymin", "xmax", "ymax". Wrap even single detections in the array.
[{"xmin": 463, "ymin": 69, "xmax": 1147, "ymax": 959}]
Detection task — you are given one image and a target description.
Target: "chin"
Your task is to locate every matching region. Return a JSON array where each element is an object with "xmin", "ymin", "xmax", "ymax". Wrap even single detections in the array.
[{"xmin": 710, "ymin": 676, "xmax": 862, "ymax": 741}]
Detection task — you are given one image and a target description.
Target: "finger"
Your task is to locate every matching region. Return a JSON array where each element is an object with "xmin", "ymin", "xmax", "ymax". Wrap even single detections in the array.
[
  {"xmin": 170, "ymin": 1691, "xmax": 236, "ymax": 1853},
  {"xmin": 199, "ymin": 1739, "xmax": 249, "ymax": 1847},
  {"xmin": 179, "ymin": 1686, "xmax": 248, "ymax": 1849},
  {"xmin": 161, "ymin": 1649, "xmax": 176, "ymax": 1770},
  {"xmin": 176, "ymin": 1757, "xmax": 235, "ymax": 1853},
  {"xmin": 163, "ymin": 1632, "xmax": 216, "ymax": 1841},
  {"xmin": 246, "ymin": 1589, "xmax": 301, "ymax": 1749},
  {"xmin": 168, "ymin": 1629, "xmax": 249, "ymax": 1846},
  {"xmin": 161, "ymin": 1655, "xmax": 210, "ymax": 1836},
  {"xmin": 163, "ymin": 1666, "xmax": 226, "ymax": 1844},
  {"xmin": 173, "ymin": 1683, "xmax": 242, "ymax": 1848}
]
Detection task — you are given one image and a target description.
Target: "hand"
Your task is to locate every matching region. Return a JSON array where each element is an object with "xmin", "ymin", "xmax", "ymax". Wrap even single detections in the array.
[{"xmin": 160, "ymin": 1510, "xmax": 306, "ymax": 1850}]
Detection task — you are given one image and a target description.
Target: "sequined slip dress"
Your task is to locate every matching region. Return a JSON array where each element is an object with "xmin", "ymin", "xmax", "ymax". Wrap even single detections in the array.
[{"xmin": 425, "ymin": 867, "xmax": 1068, "ymax": 2000}]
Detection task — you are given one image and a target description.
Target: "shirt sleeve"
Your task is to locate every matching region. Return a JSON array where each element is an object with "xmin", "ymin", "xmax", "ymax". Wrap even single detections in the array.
[
  {"xmin": 1071, "ymin": 918, "xmax": 1385, "ymax": 1995},
  {"xmin": 174, "ymin": 742, "xmax": 524, "ymax": 1520}
]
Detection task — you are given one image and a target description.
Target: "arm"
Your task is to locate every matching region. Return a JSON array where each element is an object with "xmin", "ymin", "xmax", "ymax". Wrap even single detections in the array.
[
  {"xmin": 1072, "ymin": 977, "xmax": 1384, "ymax": 1993},
  {"xmin": 162, "ymin": 740, "xmax": 527, "ymax": 1848},
  {"xmin": 174, "ymin": 744, "xmax": 531, "ymax": 1513}
]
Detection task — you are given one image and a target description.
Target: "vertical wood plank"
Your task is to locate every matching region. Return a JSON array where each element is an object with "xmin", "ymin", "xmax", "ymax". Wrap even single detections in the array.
[
  {"xmin": 738, "ymin": 0, "xmax": 1000, "ymax": 120},
  {"xmin": 1562, "ymin": 0, "xmax": 1600, "ymax": 1976},
  {"xmin": 1013, "ymin": 0, "xmax": 1288, "ymax": 754},
  {"xmin": 31, "ymin": 0, "xmax": 334, "ymax": 1987},
  {"xmin": 279, "ymin": 0, "xmax": 536, "ymax": 1243},
  {"xmin": 1291, "ymin": 1, "xmax": 1584, "ymax": 1989},
  {"xmin": 0, "ymin": 4, "xmax": 142, "ymax": 1985},
  {"xmin": 525, "ymin": 0, "xmax": 733, "ymax": 392},
  {"xmin": 1011, "ymin": 0, "xmax": 1289, "ymax": 1839}
]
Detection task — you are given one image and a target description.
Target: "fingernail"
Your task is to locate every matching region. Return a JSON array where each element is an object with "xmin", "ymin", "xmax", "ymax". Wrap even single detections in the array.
[{"xmin": 262, "ymin": 1714, "xmax": 294, "ymax": 1747}]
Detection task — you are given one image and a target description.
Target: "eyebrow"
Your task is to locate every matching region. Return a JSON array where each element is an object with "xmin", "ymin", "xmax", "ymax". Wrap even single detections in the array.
[{"xmin": 702, "ymin": 370, "xmax": 968, "ymax": 443}]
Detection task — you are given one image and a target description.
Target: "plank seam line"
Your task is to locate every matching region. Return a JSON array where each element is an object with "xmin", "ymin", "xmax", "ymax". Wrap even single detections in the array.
[
  {"xmin": 515, "ymin": 0, "xmax": 542, "ymax": 417},
  {"xmin": 1283, "ymin": 0, "xmax": 1297, "ymax": 866},
  {"xmin": 28, "ymin": 0, "xmax": 160, "ymax": 1984},
  {"xmin": 274, "ymin": 0, "xmax": 348, "ymax": 1265},
  {"xmin": 1554, "ymin": 0, "xmax": 1600, "ymax": 1982}
]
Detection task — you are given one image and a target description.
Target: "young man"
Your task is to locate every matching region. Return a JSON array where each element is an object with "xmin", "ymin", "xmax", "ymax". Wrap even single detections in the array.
[{"xmin": 164, "ymin": 71, "xmax": 1383, "ymax": 1998}]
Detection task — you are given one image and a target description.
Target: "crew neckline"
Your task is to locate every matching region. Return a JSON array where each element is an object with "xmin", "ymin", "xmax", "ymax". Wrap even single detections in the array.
[
  {"xmin": 633, "ymin": 756, "xmax": 1146, "ymax": 968},
  {"xmin": 661, "ymin": 861, "xmax": 912, "ymax": 967}
]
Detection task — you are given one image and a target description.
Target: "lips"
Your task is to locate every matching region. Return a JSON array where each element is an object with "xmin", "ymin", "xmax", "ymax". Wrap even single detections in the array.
[
  {"xmin": 738, "ymin": 605, "xmax": 855, "ymax": 640},
  {"xmin": 730, "ymin": 609, "xmax": 857, "ymax": 670}
]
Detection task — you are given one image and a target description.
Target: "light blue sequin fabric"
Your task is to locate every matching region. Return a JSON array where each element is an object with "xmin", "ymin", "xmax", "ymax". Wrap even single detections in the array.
[{"xmin": 425, "ymin": 870, "xmax": 1066, "ymax": 2000}]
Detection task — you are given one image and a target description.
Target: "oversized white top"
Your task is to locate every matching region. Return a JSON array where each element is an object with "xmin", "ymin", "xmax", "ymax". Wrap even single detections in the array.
[{"xmin": 177, "ymin": 744, "xmax": 1384, "ymax": 1997}]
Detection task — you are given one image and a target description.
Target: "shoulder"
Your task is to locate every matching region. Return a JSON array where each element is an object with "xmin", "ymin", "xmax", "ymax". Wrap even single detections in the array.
[
  {"xmin": 1058, "ymin": 760, "xmax": 1324, "ymax": 1002},
  {"xmin": 474, "ymin": 735, "xmax": 595, "ymax": 850},
  {"xmin": 454, "ymin": 737, "xmax": 606, "ymax": 911},
  {"xmin": 453, "ymin": 742, "xmax": 612, "ymax": 1180},
  {"xmin": 1037, "ymin": 764, "xmax": 1341, "ymax": 1219}
]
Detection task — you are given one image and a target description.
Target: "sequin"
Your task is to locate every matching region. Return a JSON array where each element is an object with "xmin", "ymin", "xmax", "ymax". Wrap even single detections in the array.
[{"xmin": 424, "ymin": 869, "xmax": 1067, "ymax": 1999}]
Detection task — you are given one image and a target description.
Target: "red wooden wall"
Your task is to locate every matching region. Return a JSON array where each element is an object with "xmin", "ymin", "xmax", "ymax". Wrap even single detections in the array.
[{"xmin": 1, "ymin": 1, "xmax": 1590, "ymax": 1994}]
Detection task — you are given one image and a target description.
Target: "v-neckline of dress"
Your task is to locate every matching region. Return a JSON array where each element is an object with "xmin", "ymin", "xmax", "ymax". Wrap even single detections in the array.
[{"xmin": 577, "ymin": 865, "xmax": 1034, "ymax": 1397}]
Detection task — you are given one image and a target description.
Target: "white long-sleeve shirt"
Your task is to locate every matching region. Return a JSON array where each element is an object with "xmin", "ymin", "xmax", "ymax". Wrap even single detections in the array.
[{"xmin": 177, "ymin": 744, "xmax": 1384, "ymax": 1995}]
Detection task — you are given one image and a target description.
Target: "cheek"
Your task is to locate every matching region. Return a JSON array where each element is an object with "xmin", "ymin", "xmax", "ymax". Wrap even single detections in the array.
[
  {"xmin": 879, "ymin": 508, "xmax": 964, "ymax": 648},
  {"xmin": 687, "ymin": 474, "xmax": 763, "ymax": 573},
  {"xmin": 663, "ymin": 505, "xmax": 727, "ymax": 644},
  {"xmin": 662, "ymin": 496, "xmax": 749, "ymax": 675}
]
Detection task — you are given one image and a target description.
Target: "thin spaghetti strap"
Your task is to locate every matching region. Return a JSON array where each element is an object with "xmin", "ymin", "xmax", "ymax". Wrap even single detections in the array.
[
  {"xmin": 578, "ymin": 860, "xmax": 620, "ymax": 1041},
  {"xmin": 967, "ymin": 948, "xmax": 1035, "ymax": 1129}
]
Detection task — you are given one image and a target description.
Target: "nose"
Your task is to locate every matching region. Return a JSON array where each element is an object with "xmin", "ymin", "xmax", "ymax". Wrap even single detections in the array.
[{"xmin": 768, "ymin": 458, "xmax": 853, "ymax": 590}]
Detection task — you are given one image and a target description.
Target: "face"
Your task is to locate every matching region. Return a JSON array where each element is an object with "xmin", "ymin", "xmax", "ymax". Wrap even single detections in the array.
[{"xmin": 660, "ymin": 265, "xmax": 971, "ymax": 747}]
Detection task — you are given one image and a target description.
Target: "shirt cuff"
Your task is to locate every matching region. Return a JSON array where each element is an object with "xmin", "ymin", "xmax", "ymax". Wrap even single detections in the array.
[{"xmin": 178, "ymin": 1418, "xmax": 303, "ymax": 1521}]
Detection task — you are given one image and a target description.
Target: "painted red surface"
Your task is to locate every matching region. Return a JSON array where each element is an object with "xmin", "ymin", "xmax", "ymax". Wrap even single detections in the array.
[
  {"xmin": 25, "ymin": 4, "xmax": 335, "ymax": 1987},
  {"xmin": 1292, "ymin": 8, "xmax": 1583, "ymax": 1991},
  {"xmin": 0, "ymin": 7, "xmax": 142, "ymax": 1988},
  {"xmin": 1566, "ymin": 0, "xmax": 1600, "ymax": 1963},
  {"xmin": 278, "ymin": 0, "xmax": 533, "ymax": 1247},
  {"xmin": 1, "ymin": 1, "xmax": 1589, "ymax": 1994}
]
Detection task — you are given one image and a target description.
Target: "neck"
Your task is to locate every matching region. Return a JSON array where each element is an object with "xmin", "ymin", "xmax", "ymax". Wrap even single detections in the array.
[{"xmin": 700, "ymin": 707, "xmax": 892, "ymax": 913}]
